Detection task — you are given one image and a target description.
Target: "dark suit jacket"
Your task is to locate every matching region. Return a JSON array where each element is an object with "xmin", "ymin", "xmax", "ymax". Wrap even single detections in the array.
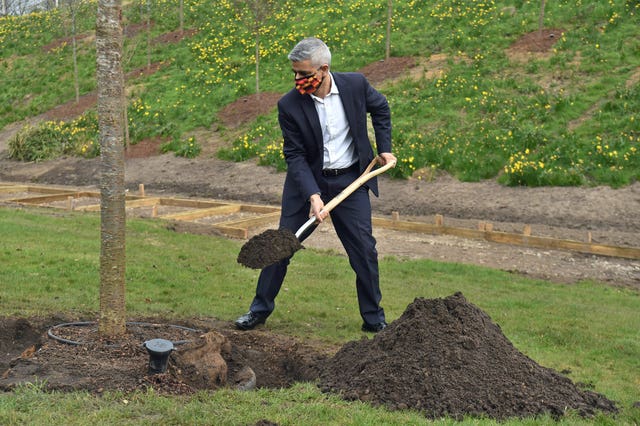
[{"xmin": 277, "ymin": 72, "xmax": 392, "ymax": 217}]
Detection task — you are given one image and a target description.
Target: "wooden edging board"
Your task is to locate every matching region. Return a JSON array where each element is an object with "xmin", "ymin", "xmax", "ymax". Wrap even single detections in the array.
[
  {"xmin": 1, "ymin": 182, "xmax": 639, "ymax": 260},
  {"xmin": 372, "ymin": 217, "xmax": 640, "ymax": 261}
]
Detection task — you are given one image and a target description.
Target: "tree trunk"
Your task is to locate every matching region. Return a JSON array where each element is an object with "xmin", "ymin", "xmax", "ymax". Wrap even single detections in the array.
[
  {"xmin": 538, "ymin": 0, "xmax": 546, "ymax": 38},
  {"xmin": 72, "ymin": 35, "xmax": 80, "ymax": 103},
  {"xmin": 146, "ymin": 0, "xmax": 151, "ymax": 69},
  {"xmin": 69, "ymin": 0, "xmax": 80, "ymax": 103},
  {"xmin": 96, "ymin": 0, "xmax": 127, "ymax": 338},
  {"xmin": 255, "ymin": 32, "xmax": 260, "ymax": 96},
  {"xmin": 385, "ymin": 0, "xmax": 392, "ymax": 60}
]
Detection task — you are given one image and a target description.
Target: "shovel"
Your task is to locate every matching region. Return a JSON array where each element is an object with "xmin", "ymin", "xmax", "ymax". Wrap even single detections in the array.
[{"xmin": 237, "ymin": 156, "xmax": 396, "ymax": 269}]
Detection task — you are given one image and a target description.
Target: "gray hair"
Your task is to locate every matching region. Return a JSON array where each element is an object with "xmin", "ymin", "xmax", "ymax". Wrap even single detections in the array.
[{"xmin": 288, "ymin": 37, "xmax": 332, "ymax": 67}]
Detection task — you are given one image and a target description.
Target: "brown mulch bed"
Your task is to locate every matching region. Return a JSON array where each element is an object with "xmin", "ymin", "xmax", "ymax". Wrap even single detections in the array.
[{"xmin": 508, "ymin": 28, "xmax": 565, "ymax": 53}]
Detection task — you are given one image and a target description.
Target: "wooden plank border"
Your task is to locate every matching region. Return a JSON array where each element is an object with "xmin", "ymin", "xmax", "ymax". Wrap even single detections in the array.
[
  {"xmin": 372, "ymin": 217, "xmax": 640, "ymax": 260},
  {"xmin": 2, "ymin": 182, "xmax": 638, "ymax": 260}
]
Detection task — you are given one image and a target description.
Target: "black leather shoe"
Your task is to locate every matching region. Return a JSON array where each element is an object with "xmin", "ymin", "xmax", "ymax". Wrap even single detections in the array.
[
  {"xmin": 362, "ymin": 321, "xmax": 387, "ymax": 333},
  {"xmin": 235, "ymin": 311, "xmax": 267, "ymax": 330}
]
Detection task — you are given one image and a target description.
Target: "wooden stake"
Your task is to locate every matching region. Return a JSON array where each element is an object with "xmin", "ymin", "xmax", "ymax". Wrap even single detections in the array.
[
  {"xmin": 139, "ymin": 183, "xmax": 145, "ymax": 197},
  {"xmin": 523, "ymin": 224, "xmax": 531, "ymax": 236},
  {"xmin": 392, "ymin": 211, "xmax": 400, "ymax": 221},
  {"xmin": 478, "ymin": 221, "xmax": 486, "ymax": 231},
  {"xmin": 151, "ymin": 204, "xmax": 158, "ymax": 218},
  {"xmin": 435, "ymin": 214, "xmax": 444, "ymax": 227},
  {"xmin": 587, "ymin": 231, "xmax": 592, "ymax": 243},
  {"xmin": 485, "ymin": 222, "xmax": 494, "ymax": 232},
  {"xmin": 67, "ymin": 196, "xmax": 73, "ymax": 211}
]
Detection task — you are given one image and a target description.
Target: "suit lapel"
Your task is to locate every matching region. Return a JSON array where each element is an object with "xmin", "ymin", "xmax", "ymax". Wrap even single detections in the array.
[
  {"xmin": 334, "ymin": 73, "xmax": 367, "ymax": 170},
  {"xmin": 301, "ymin": 95, "xmax": 323, "ymax": 150},
  {"xmin": 334, "ymin": 74, "xmax": 357, "ymax": 132}
]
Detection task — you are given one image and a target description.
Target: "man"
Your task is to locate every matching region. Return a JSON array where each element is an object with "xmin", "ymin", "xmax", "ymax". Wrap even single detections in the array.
[{"xmin": 235, "ymin": 37, "xmax": 396, "ymax": 333}]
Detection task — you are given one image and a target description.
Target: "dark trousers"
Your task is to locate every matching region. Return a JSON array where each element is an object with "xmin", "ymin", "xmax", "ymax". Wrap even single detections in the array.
[{"xmin": 248, "ymin": 168, "xmax": 385, "ymax": 325}]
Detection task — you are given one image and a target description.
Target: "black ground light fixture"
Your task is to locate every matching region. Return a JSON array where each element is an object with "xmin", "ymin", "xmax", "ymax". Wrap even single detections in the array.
[{"xmin": 143, "ymin": 338, "xmax": 174, "ymax": 374}]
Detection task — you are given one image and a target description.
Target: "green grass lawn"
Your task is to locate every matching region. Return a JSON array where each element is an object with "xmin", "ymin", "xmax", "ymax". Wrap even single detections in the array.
[{"xmin": 0, "ymin": 207, "xmax": 638, "ymax": 425}]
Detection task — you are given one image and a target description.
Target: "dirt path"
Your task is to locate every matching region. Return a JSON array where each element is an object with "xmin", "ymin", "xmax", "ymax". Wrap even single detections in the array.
[{"xmin": 1, "ymin": 148, "xmax": 639, "ymax": 288}]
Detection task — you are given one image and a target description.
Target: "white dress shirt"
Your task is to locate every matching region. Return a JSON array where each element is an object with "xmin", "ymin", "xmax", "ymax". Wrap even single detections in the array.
[{"xmin": 311, "ymin": 73, "xmax": 356, "ymax": 169}]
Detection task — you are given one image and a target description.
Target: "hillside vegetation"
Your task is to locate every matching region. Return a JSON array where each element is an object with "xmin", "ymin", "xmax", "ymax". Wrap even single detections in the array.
[{"xmin": 1, "ymin": 0, "xmax": 639, "ymax": 186}]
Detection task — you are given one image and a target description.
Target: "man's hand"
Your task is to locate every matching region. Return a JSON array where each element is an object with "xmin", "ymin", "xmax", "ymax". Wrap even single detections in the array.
[
  {"xmin": 378, "ymin": 152, "xmax": 397, "ymax": 167},
  {"xmin": 309, "ymin": 193, "xmax": 326, "ymax": 222}
]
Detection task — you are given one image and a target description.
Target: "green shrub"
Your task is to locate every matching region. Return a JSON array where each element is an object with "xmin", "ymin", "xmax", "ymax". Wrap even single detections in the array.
[
  {"xmin": 8, "ymin": 111, "xmax": 100, "ymax": 161},
  {"xmin": 128, "ymin": 97, "xmax": 178, "ymax": 143},
  {"xmin": 161, "ymin": 136, "xmax": 201, "ymax": 158},
  {"xmin": 8, "ymin": 123, "xmax": 67, "ymax": 161}
]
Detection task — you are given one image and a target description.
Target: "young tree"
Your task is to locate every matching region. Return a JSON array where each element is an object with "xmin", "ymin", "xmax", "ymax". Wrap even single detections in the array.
[
  {"xmin": 96, "ymin": 0, "xmax": 127, "ymax": 337},
  {"xmin": 232, "ymin": 0, "xmax": 275, "ymax": 96},
  {"xmin": 64, "ymin": 0, "xmax": 80, "ymax": 103},
  {"xmin": 146, "ymin": 0, "xmax": 151, "ymax": 69},
  {"xmin": 385, "ymin": 0, "xmax": 392, "ymax": 60},
  {"xmin": 538, "ymin": 0, "xmax": 546, "ymax": 38}
]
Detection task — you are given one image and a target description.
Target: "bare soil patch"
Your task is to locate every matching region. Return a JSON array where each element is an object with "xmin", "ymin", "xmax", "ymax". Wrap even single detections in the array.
[
  {"xmin": 218, "ymin": 92, "xmax": 282, "ymax": 128},
  {"xmin": 0, "ymin": 294, "xmax": 619, "ymax": 420},
  {"xmin": 124, "ymin": 135, "xmax": 166, "ymax": 158},
  {"xmin": 0, "ymin": 316, "xmax": 331, "ymax": 395},
  {"xmin": 508, "ymin": 28, "xmax": 565, "ymax": 53}
]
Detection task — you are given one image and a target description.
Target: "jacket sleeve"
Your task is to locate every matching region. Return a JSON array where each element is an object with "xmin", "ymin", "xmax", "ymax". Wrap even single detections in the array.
[
  {"xmin": 365, "ymin": 78, "xmax": 392, "ymax": 155},
  {"xmin": 278, "ymin": 97, "xmax": 322, "ymax": 205}
]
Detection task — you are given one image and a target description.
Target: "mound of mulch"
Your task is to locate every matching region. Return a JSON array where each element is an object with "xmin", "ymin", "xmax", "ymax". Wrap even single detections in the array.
[
  {"xmin": 319, "ymin": 292, "xmax": 617, "ymax": 420},
  {"xmin": 217, "ymin": 92, "xmax": 282, "ymax": 128},
  {"xmin": 357, "ymin": 56, "xmax": 417, "ymax": 85},
  {"xmin": 508, "ymin": 28, "xmax": 565, "ymax": 53}
]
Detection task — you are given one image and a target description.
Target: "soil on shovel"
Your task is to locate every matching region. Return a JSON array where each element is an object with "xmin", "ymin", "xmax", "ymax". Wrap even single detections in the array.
[
  {"xmin": 237, "ymin": 228, "xmax": 303, "ymax": 269},
  {"xmin": 319, "ymin": 292, "xmax": 618, "ymax": 420}
]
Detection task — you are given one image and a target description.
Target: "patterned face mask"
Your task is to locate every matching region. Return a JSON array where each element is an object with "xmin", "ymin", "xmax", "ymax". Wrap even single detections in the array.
[{"xmin": 295, "ymin": 73, "xmax": 322, "ymax": 95}]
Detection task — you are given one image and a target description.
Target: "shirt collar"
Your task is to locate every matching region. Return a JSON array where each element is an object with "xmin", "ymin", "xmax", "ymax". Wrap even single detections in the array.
[{"xmin": 311, "ymin": 72, "xmax": 339, "ymax": 102}]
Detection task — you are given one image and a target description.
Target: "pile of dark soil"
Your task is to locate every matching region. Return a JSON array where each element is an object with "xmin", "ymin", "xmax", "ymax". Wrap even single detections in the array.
[
  {"xmin": 319, "ymin": 292, "xmax": 618, "ymax": 420},
  {"xmin": 237, "ymin": 228, "xmax": 303, "ymax": 269},
  {"xmin": 0, "ymin": 294, "xmax": 619, "ymax": 421}
]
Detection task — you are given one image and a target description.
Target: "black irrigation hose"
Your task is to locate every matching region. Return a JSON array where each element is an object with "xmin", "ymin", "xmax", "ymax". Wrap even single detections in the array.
[{"xmin": 47, "ymin": 321, "xmax": 201, "ymax": 346}]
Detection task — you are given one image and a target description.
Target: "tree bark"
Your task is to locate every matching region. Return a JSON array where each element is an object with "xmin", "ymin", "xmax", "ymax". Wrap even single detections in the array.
[
  {"xmin": 96, "ymin": 0, "xmax": 127, "ymax": 337},
  {"xmin": 386, "ymin": 0, "xmax": 392, "ymax": 60},
  {"xmin": 146, "ymin": 0, "xmax": 151, "ymax": 69},
  {"xmin": 67, "ymin": 0, "xmax": 80, "ymax": 103},
  {"xmin": 538, "ymin": 0, "xmax": 546, "ymax": 38},
  {"xmin": 255, "ymin": 31, "xmax": 260, "ymax": 95}
]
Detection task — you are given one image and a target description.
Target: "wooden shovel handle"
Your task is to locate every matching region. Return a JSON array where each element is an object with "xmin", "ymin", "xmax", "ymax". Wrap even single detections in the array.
[
  {"xmin": 322, "ymin": 157, "xmax": 396, "ymax": 213},
  {"xmin": 295, "ymin": 157, "xmax": 396, "ymax": 238}
]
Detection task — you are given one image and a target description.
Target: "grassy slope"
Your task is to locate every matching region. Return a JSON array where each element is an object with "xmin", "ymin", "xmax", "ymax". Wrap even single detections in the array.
[{"xmin": 1, "ymin": 0, "xmax": 639, "ymax": 184}]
